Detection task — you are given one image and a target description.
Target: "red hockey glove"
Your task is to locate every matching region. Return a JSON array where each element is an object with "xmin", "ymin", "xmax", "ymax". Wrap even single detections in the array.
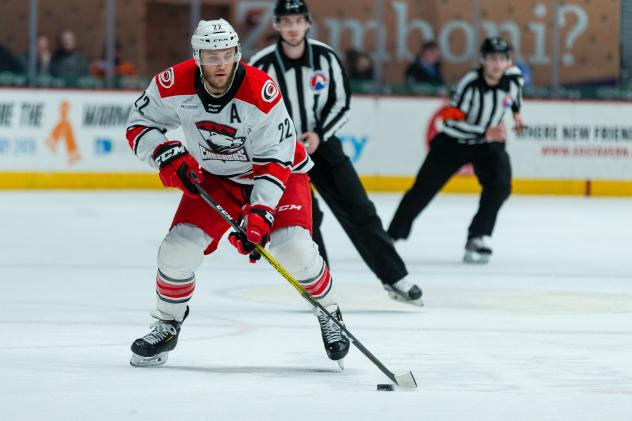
[
  {"xmin": 152, "ymin": 141, "xmax": 203, "ymax": 197},
  {"xmin": 228, "ymin": 204, "xmax": 275, "ymax": 263}
]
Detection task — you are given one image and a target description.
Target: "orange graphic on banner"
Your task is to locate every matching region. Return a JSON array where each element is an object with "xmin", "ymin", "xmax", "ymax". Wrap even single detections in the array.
[{"xmin": 46, "ymin": 100, "xmax": 81, "ymax": 164}]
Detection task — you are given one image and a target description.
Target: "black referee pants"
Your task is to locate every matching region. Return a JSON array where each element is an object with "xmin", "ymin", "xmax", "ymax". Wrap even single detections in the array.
[
  {"xmin": 309, "ymin": 137, "xmax": 408, "ymax": 285},
  {"xmin": 387, "ymin": 133, "xmax": 512, "ymax": 241}
]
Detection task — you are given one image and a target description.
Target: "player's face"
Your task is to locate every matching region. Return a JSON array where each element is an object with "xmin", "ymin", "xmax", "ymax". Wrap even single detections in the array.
[
  {"xmin": 200, "ymin": 48, "xmax": 237, "ymax": 92},
  {"xmin": 481, "ymin": 53, "xmax": 511, "ymax": 81},
  {"xmin": 276, "ymin": 15, "xmax": 310, "ymax": 47}
]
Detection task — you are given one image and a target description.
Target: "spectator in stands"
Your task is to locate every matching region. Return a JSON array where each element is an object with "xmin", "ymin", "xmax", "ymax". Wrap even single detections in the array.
[
  {"xmin": 0, "ymin": 44, "xmax": 23, "ymax": 73},
  {"xmin": 90, "ymin": 43, "xmax": 136, "ymax": 78},
  {"xmin": 346, "ymin": 49, "xmax": 374, "ymax": 81},
  {"xmin": 50, "ymin": 29, "xmax": 89, "ymax": 79},
  {"xmin": 19, "ymin": 35, "xmax": 52, "ymax": 76},
  {"xmin": 405, "ymin": 41, "xmax": 444, "ymax": 85}
]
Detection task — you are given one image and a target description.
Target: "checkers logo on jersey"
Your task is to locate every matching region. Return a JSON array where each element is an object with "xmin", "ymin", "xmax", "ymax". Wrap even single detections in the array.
[
  {"xmin": 310, "ymin": 71, "xmax": 328, "ymax": 92},
  {"xmin": 195, "ymin": 120, "xmax": 247, "ymax": 158},
  {"xmin": 261, "ymin": 80, "xmax": 279, "ymax": 103},
  {"xmin": 158, "ymin": 68, "xmax": 175, "ymax": 89}
]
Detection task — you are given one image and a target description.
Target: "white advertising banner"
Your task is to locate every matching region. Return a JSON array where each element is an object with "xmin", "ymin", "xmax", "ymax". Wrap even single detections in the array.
[
  {"xmin": 0, "ymin": 89, "xmax": 149, "ymax": 172},
  {"xmin": 0, "ymin": 89, "xmax": 631, "ymax": 180},
  {"xmin": 505, "ymin": 100, "xmax": 632, "ymax": 179},
  {"xmin": 338, "ymin": 96, "xmax": 632, "ymax": 180}
]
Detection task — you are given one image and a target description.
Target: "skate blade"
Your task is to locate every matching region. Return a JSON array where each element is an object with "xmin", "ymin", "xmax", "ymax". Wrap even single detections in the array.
[
  {"xmin": 463, "ymin": 251, "xmax": 490, "ymax": 264},
  {"xmin": 394, "ymin": 371, "xmax": 418, "ymax": 389},
  {"xmin": 130, "ymin": 352, "xmax": 169, "ymax": 367},
  {"xmin": 387, "ymin": 291, "xmax": 424, "ymax": 307},
  {"xmin": 337, "ymin": 359, "xmax": 345, "ymax": 370}
]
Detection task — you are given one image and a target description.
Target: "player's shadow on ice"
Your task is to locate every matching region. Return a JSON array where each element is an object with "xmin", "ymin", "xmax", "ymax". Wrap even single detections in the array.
[
  {"xmin": 161, "ymin": 365, "xmax": 341, "ymax": 376},
  {"xmin": 282, "ymin": 309, "xmax": 416, "ymax": 315}
]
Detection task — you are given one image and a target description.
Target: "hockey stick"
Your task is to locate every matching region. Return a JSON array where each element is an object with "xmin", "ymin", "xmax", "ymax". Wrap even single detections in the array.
[{"xmin": 191, "ymin": 178, "xmax": 418, "ymax": 389}]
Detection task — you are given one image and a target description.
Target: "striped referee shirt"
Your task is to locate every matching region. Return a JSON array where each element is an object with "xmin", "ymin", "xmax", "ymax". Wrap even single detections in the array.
[
  {"xmin": 249, "ymin": 38, "xmax": 351, "ymax": 142},
  {"xmin": 443, "ymin": 66, "xmax": 524, "ymax": 145}
]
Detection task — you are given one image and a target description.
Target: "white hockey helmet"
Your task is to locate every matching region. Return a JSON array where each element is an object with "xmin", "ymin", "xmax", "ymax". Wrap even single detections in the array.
[{"xmin": 191, "ymin": 19, "xmax": 241, "ymax": 66}]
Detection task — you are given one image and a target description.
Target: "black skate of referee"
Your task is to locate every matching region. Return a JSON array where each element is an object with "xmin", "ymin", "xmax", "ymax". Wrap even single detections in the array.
[
  {"xmin": 250, "ymin": 0, "xmax": 422, "ymax": 306},
  {"xmin": 388, "ymin": 37, "xmax": 525, "ymax": 264}
]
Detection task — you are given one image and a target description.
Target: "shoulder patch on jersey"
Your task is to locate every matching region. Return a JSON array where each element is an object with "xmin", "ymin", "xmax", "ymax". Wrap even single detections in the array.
[
  {"xmin": 234, "ymin": 64, "xmax": 282, "ymax": 114},
  {"xmin": 261, "ymin": 79, "xmax": 279, "ymax": 102},
  {"xmin": 155, "ymin": 59, "xmax": 197, "ymax": 98},
  {"xmin": 158, "ymin": 68, "xmax": 175, "ymax": 89}
]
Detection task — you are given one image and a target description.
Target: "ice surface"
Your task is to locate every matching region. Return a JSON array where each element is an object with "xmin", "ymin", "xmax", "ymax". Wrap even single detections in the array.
[{"xmin": 1, "ymin": 191, "xmax": 631, "ymax": 420}]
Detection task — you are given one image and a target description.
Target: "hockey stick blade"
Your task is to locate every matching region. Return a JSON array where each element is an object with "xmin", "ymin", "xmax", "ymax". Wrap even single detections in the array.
[{"xmin": 394, "ymin": 371, "xmax": 418, "ymax": 389}]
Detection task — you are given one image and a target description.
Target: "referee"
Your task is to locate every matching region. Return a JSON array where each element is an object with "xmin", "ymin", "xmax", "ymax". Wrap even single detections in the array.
[
  {"xmin": 388, "ymin": 37, "xmax": 525, "ymax": 264},
  {"xmin": 250, "ymin": 0, "xmax": 423, "ymax": 306}
]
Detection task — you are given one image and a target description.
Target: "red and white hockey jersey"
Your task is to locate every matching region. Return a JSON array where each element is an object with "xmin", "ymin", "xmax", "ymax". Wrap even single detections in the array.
[{"xmin": 126, "ymin": 59, "xmax": 312, "ymax": 210}]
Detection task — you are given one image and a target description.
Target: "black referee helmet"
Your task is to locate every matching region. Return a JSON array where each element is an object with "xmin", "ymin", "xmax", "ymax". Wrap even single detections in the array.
[
  {"xmin": 480, "ymin": 36, "xmax": 511, "ymax": 57},
  {"xmin": 273, "ymin": 0, "xmax": 311, "ymax": 22}
]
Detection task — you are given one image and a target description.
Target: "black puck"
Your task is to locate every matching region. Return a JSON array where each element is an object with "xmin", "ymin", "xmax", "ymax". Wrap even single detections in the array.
[{"xmin": 377, "ymin": 384, "xmax": 394, "ymax": 391}]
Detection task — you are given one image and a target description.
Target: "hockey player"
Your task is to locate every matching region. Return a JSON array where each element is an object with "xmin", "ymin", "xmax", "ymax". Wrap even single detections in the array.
[
  {"xmin": 126, "ymin": 19, "xmax": 349, "ymax": 367},
  {"xmin": 388, "ymin": 37, "xmax": 525, "ymax": 263},
  {"xmin": 249, "ymin": 0, "xmax": 423, "ymax": 306}
]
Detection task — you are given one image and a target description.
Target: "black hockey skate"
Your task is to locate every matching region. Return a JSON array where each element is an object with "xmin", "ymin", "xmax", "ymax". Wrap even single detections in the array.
[
  {"xmin": 130, "ymin": 308, "xmax": 188, "ymax": 367},
  {"xmin": 316, "ymin": 305, "xmax": 350, "ymax": 369},
  {"xmin": 464, "ymin": 236, "xmax": 492, "ymax": 264},
  {"xmin": 383, "ymin": 278, "xmax": 424, "ymax": 307}
]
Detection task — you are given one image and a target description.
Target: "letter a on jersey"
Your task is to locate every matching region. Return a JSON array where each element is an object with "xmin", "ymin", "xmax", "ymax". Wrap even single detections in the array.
[{"xmin": 230, "ymin": 103, "xmax": 242, "ymax": 123}]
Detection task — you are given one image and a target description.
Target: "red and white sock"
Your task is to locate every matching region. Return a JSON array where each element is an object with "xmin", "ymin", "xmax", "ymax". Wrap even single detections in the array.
[
  {"xmin": 299, "ymin": 262, "xmax": 332, "ymax": 299},
  {"xmin": 269, "ymin": 226, "xmax": 337, "ymax": 305},
  {"xmin": 156, "ymin": 269, "xmax": 196, "ymax": 304}
]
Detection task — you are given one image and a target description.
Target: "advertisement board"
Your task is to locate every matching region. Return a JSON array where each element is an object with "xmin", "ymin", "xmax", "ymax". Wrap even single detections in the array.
[
  {"xmin": 339, "ymin": 96, "xmax": 632, "ymax": 180},
  {"xmin": 0, "ymin": 90, "xmax": 145, "ymax": 172},
  {"xmin": 1, "ymin": 88, "xmax": 631, "ymax": 195}
]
